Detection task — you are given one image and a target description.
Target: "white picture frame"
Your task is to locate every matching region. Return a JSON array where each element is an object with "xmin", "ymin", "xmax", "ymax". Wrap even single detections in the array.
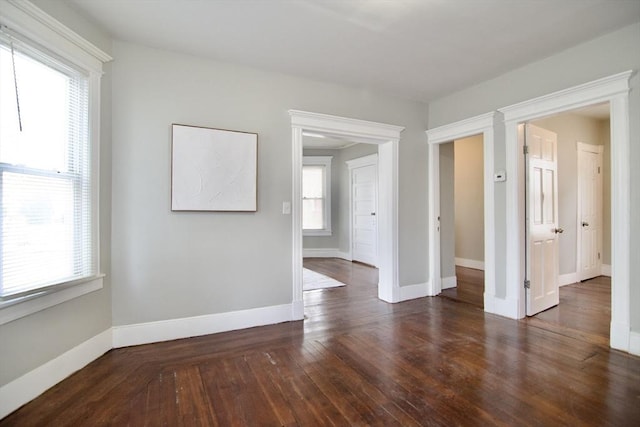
[{"xmin": 171, "ymin": 124, "xmax": 257, "ymax": 211}]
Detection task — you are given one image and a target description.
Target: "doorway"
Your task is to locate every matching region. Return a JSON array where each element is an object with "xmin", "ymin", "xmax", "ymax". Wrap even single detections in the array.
[
  {"xmin": 501, "ymin": 70, "xmax": 632, "ymax": 352},
  {"xmin": 426, "ymin": 112, "xmax": 497, "ymax": 309},
  {"xmin": 301, "ymin": 141, "xmax": 379, "ymax": 291},
  {"xmin": 520, "ymin": 106, "xmax": 612, "ymax": 345},
  {"xmin": 290, "ymin": 110, "xmax": 404, "ymax": 320},
  {"xmin": 438, "ymin": 136, "xmax": 485, "ymax": 308}
]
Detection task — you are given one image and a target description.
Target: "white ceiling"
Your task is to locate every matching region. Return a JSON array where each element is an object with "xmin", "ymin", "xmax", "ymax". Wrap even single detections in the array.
[{"xmin": 66, "ymin": 0, "xmax": 640, "ymax": 103}]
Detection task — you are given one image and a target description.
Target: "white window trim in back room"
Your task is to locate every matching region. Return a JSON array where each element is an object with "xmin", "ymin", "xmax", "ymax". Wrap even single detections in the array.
[
  {"xmin": 0, "ymin": 0, "xmax": 111, "ymax": 325},
  {"xmin": 302, "ymin": 156, "xmax": 332, "ymax": 236}
]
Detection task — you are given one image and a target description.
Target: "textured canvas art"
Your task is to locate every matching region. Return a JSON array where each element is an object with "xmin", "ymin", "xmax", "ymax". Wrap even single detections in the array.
[{"xmin": 171, "ymin": 124, "xmax": 257, "ymax": 211}]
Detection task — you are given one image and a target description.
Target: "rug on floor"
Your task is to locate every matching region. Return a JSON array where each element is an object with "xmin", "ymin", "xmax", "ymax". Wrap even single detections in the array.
[{"xmin": 303, "ymin": 268, "xmax": 346, "ymax": 291}]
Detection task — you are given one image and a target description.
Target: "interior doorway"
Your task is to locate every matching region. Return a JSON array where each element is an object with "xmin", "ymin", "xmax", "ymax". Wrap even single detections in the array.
[
  {"xmin": 290, "ymin": 110, "xmax": 404, "ymax": 320},
  {"xmin": 519, "ymin": 104, "xmax": 612, "ymax": 343},
  {"xmin": 500, "ymin": 70, "xmax": 631, "ymax": 352},
  {"xmin": 438, "ymin": 136, "xmax": 485, "ymax": 308},
  {"xmin": 426, "ymin": 112, "xmax": 497, "ymax": 309},
  {"xmin": 301, "ymin": 138, "xmax": 379, "ymax": 291}
]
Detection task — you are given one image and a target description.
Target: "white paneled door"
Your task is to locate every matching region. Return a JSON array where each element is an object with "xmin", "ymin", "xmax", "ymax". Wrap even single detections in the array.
[
  {"xmin": 525, "ymin": 124, "xmax": 560, "ymax": 316},
  {"xmin": 351, "ymin": 163, "xmax": 378, "ymax": 267},
  {"xmin": 577, "ymin": 143, "xmax": 603, "ymax": 281}
]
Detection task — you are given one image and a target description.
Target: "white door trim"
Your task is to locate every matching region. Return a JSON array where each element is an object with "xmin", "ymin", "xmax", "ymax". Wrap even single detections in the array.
[
  {"xmin": 499, "ymin": 70, "xmax": 632, "ymax": 352},
  {"xmin": 347, "ymin": 154, "xmax": 379, "ymax": 266},
  {"xmin": 576, "ymin": 142, "xmax": 604, "ymax": 282},
  {"xmin": 426, "ymin": 112, "xmax": 498, "ymax": 313},
  {"xmin": 290, "ymin": 110, "xmax": 404, "ymax": 318}
]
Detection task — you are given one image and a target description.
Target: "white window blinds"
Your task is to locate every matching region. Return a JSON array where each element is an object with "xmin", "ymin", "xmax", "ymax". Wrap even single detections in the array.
[{"xmin": 0, "ymin": 29, "xmax": 94, "ymax": 300}]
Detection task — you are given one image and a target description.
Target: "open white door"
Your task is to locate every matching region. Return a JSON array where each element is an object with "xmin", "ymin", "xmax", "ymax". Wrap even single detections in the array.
[
  {"xmin": 350, "ymin": 159, "xmax": 378, "ymax": 267},
  {"xmin": 577, "ymin": 142, "xmax": 603, "ymax": 281},
  {"xmin": 525, "ymin": 124, "xmax": 560, "ymax": 316}
]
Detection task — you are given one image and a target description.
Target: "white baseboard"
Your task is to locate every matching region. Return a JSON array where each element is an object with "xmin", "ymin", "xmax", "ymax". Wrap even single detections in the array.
[
  {"xmin": 483, "ymin": 295, "xmax": 520, "ymax": 319},
  {"xmin": 303, "ymin": 248, "xmax": 352, "ymax": 261},
  {"xmin": 559, "ymin": 272, "xmax": 578, "ymax": 287},
  {"xmin": 455, "ymin": 258, "xmax": 485, "ymax": 270},
  {"xmin": 629, "ymin": 331, "xmax": 640, "ymax": 357},
  {"xmin": 0, "ymin": 328, "xmax": 112, "ymax": 420},
  {"xmin": 442, "ymin": 276, "xmax": 457, "ymax": 289},
  {"xmin": 601, "ymin": 264, "xmax": 611, "ymax": 277},
  {"xmin": 112, "ymin": 303, "xmax": 294, "ymax": 348},
  {"xmin": 398, "ymin": 282, "xmax": 428, "ymax": 301}
]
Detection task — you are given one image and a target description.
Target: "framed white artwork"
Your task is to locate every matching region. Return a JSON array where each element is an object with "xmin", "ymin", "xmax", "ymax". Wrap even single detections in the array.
[{"xmin": 171, "ymin": 124, "xmax": 257, "ymax": 211}]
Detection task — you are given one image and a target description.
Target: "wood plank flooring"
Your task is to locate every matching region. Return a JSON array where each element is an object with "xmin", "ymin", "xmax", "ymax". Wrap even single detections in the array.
[
  {"xmin": 2, "ymin": 259, "xmax": 638, "ymax": 426},
  {"xmin": 440, "ymin": 266, "xmax": 612, "ymax": 346},
  {"xmin": 439, "ymin": 266, "xmax": 485, "ymax": 308}
]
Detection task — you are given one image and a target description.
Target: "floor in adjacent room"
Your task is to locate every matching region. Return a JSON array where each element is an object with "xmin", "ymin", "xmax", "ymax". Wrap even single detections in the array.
[{"xmin": 2, "ymin": 259, "xmax": 637, "ymax": 426}]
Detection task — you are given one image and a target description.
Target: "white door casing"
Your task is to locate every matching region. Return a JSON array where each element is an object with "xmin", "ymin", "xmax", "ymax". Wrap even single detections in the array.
[
  {"xmin": 524, "ymin": 124, "xmax": 560, "ymax": 316},
  {"xmin": 290, "ymin": 110, "xmax": 403, "ymax": 317},
  {"xmin": 577, "ymin": 142, "xmax": 603, "ymax": 281},
  {"xmin": 500, "ymin": 70, "xmax": 632, "ymax": 352},
  {"xmin": 426, "ymin": 112, "xmax": 498, "ymax": 311},
  {"xmin": 348, "ymin": 157, "xmax": 378, "ymax": 266}
]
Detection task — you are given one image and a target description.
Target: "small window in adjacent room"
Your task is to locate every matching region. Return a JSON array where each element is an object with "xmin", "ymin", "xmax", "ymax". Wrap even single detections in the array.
[
  {"xmin": 0, "ymin": 28, "xmax": 96, "ymax": 302},
  {"xmin": 302, "ymin": 156, "xmax": 332, "ymax": 236}
]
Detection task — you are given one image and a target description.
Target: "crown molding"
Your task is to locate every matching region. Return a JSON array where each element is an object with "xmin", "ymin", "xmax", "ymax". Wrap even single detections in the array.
[{"xmin": 3, "ymin": 0, "xmax": 112, "ymax": 63}]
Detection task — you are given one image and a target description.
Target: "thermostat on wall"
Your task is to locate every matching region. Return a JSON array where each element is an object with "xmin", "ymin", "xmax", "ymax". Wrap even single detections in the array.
[{"xmin": 494, "ymin": 171, "xmax": 506, "ymax": 182}]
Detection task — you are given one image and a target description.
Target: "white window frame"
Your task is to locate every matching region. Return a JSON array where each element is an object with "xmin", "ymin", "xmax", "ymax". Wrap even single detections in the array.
[
  {"xmin": 0, "ymin": 0, "xmax": 111, "ymax": 325},
  {"xmin": 302, "ymin": 156, "xmax": 332, "ymax": 236}
]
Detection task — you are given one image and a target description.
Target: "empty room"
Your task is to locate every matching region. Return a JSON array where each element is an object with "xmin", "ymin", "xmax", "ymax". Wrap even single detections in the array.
[{"xmin": 1, "ymin": 0, "xmax": 639, "ymax": 425}]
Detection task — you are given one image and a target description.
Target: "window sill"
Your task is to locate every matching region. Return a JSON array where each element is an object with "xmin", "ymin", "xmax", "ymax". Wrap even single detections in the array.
[
  {"xmin": 303, "ymin": 229, "xmax": 332, "ymax": 237},
  {"xmin": 0, "ymin": 275, "xmax": 105, "ymax": 326}
]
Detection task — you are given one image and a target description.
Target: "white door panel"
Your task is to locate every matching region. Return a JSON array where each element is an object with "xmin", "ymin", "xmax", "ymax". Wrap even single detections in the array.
[
  {"xmin": 577, "ymin": 143, "xmax": 603, "ymax": 281},
  {"xmin": 352, "ymin": 164, "xmax": 378, "ymax": 266},
  {"xmin": 525, "ymin": 124, "xmax": 560, "ymax": 316}
]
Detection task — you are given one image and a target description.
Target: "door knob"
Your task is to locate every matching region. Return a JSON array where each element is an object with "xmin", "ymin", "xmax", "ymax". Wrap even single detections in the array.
[
  {"xmin": 371, "ymin": 212, "xmax": 376, "ymax": 216},
  {"xmin": 582, "ymin": 221, "xmax": 589, "ymax": 227},
  {"xmin": 553, "ymin": 227, "xmax": 564, "ymax": 234}
]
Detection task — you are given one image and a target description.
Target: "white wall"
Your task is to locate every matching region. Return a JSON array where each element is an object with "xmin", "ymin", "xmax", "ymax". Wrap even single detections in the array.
[
  {"xmin": 428, "ymin": 23, "xmax": 640, "ymax": 328},
  {"xmin": 110, "ymin": 40, "xmax": 428, "ymax": 326},
  {"xmin": 532, "ymin": 113, "xmax": 610, "ymax": 274},
  {"xmin": 0, "ymin": 0, "xmax": 113, "ymax": 387}
]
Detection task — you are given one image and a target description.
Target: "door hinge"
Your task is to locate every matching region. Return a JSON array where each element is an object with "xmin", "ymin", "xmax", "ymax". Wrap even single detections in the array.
[
  {"xmin": 598, "ymin": 166, "xmax": 601, "ymax": 174},
  {"xmin": 598, "ymin": 252, "xmax": 601, "ymax": 260},
  {"xmin": 524, "ymin": 280, "xmax": 530, "ymax": 289},
  {"xmin": 523, "ymin": 145, "xmax": 529, "ymax": 155}
]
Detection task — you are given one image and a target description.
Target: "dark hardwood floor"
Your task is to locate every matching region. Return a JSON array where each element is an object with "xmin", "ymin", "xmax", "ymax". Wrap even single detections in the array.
[
  {"xmin": 2, "ymin": 259, "xmax": 638, "ymax": 426},
  {"xmin": 525, "ymin": 275, "xmax": 611, "ymax": 347},
  {"xmin": 439, "ymin": 266, "xmax": 485, "ymax": 308},
  {"xmin": 440, "ymin": 266, "xmax": 612, "ymax": 346}
]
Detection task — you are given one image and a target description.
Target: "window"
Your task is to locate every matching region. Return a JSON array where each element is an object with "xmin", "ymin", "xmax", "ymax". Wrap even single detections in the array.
[
  {"xmin": 0, "ymin": 23, "xmax": 100, "ymax": 305},
  {"xmin": 302, "ymin": 156, "xmax": 332, "ymax": 236}
]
